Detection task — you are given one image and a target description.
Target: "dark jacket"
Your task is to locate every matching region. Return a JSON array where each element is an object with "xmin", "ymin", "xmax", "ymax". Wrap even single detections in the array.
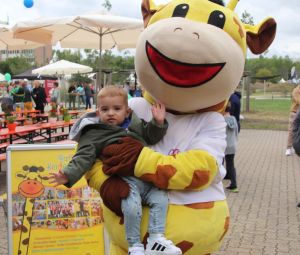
[
  {"xmin": 11, "ymin": 86, "xmax": 25, "ymax": 103},
  {"xmin": 229, "ymin": 91, "xmax": 241, "ymax": 132},
  {"xmin": 293, "ymin": 110, "xmax": 300, "ymax": 156},
  {"xmin": 32, "ymin": 86, "xmax": 46, "ymax": 105},
  {"xmin": 23, "ymin": 87, "xmax": 32, "ymax": 103},
  {"xmin": 63, "ymin": 111, "xmax": 168, "ymax": 187}
]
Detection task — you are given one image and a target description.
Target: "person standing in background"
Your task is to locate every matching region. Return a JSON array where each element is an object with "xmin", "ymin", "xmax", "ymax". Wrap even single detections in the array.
[
  {"xmin": 32, "ymin": 80, "xmax": 47, "ymax": 113},
  {"xmin": 224, "ymin": 90, "xmax": 241, "ymax": 180},
  {"xmin": 229, "ymin": 90, "xmax": 241, "ymax": 132},
  {"xmin": 68, "ymin": 83, "xmax": 77, "ymax": 110},
  {"xmin": 10, "ymin": 80, "xmax": 24, "ymax": 110},
  {"xmin": 292, "ymin": 109, "xmax": 300, "ymax": 208},
  {"xmin": 286, "ymin": 84, "xmax": 300, "ymax": 156},
  {"xmin": 22, "ymin": 80, "xmax": 33, "ymax": 111},
  {"xmin": 76, "ymin": 84, "xmax": 85, "ymax": 109},
  {"xmin": 50, "ymin": 82, "xmax": 61, "ymax": 104},
  {"xmin": 224, "ymin": 102, "xmax": 239, "ymax": 193},
  {"xmin": 84, "ymin": 82, "xmax": 92, "ymax": 109}
]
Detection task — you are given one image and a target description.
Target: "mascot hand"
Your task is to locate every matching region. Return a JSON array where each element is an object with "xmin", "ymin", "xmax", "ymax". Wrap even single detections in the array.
[
  {"xmin": 100, "ymin": 175, "xmax": 130, "ymax": 217},
  {"xmin": 102, "ymin": 137, "xmax": 144, "ymax": 176}
]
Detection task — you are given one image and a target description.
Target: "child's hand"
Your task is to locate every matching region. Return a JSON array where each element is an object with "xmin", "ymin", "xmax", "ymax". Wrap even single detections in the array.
[
  {"xmin": 151, "ymin": 102, "xmax": 166, "ymax": 125},
  {"xmin": 49, "ymin": 170, "xmax": 69, "ymax": 187}
]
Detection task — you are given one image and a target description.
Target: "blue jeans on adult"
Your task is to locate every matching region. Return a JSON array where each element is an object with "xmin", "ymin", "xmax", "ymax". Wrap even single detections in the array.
[
  {"xmin": 85, "ymin": 95, "xmax": 91, "ymax": 109},
  {"xmin": 121, "ymin": 176, "xmax": 168, "ymax": 247}
]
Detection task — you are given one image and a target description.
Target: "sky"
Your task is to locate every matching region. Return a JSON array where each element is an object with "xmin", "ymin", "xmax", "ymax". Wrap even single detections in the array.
[{"xmin": 0, "ymin": 0, "xmax": 299, "ymax": 60}]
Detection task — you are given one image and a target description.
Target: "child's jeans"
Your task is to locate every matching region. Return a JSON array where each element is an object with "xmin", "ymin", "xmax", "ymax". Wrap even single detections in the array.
[{"xmin": 121, "ymin": 176, "xmax": 168, "ymax": 247}]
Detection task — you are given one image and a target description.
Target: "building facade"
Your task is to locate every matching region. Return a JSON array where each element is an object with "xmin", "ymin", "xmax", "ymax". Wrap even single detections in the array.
[{"xmin": 0, "ymin": 45, "xmax": 52, "ymax": 66}]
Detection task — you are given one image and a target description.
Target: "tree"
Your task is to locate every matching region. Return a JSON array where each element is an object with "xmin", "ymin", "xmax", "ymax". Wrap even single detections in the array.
[
  {"xmin": 241, "ymin": 10, "xmax": 255, "ymax": 112},
  {"xmin": 256, "ymin": 68, "xmax": 272, "ymax": 78},
  {"xmin": 241, "ymin": 10, "xmax": 254, "ymax": 25},
  {"xmin": 246, "ymin": 56, "xmax": 294, "ymax": 82},
  {"xmin": 1, "ymin": 57, "xmax": 32, "ymax": 75},
  {"xmin": 54, "ymin": 49, "xmax": 82, "ymax": 63},
  {"xmin": 102, "ymin": 0, "xmax": 112, "ymax": 11},
  {"xmin": 0, "ymin": 61, "xmax": 12, "ymax": 75},
  {"xmin": 69, "ymin": 74, "xmax": 92, "ymax": 85}
]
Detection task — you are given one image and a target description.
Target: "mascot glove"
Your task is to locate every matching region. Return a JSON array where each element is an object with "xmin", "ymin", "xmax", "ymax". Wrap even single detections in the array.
[
  {"xmin": 102, "ymin": 137, "xmax": 144, "ymax": 176},
  {"xmin": 100, "ymin": 175, "xmax": 130, "ymax": 217}
]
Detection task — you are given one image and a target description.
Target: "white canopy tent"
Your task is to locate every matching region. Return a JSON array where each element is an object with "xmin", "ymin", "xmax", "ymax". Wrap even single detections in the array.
[
  {"xmin": 32, "ymin": 60, "xmax": 93, "ymax": 106},
  {"xmin": 279, "ymin": 78, "xmax": 286, "ymax": 83},
  {"xmin": 32, "ymin": 60, "xmax": 93, "ymax": 76}
]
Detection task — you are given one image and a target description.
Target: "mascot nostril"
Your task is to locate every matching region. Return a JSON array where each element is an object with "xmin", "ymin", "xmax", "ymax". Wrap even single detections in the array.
[
  {"xmin": 87, "ymin": 0, "xmax": 276, "ymax": 254},
  {"xmin": 192, "ymin": 32, "xmax": 199, "ymax": 39},
  {"xmin": 173, "ymin": 27, "xmax": 183, "ymax": 32}
]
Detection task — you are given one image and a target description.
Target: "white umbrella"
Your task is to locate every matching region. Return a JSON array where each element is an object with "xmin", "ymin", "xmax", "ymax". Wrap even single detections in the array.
[
  {"xmin": 13, "ymin": 12, "xmax": 144, "ymax": 90},
  {"xmin": 0, "ymin": 27, "xmax": 42, "ymax": 50},
  {"xmin": 32, "ymin": 60, "xmax": 93, "ymax": 75}
]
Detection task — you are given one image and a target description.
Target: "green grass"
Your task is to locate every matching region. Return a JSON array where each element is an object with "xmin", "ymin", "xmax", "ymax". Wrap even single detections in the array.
[
  {"xmin": 245, "ymin": 98, "xmax": 290, "ymax": 113},
  {"xmin": 241, "ymin": 98, "xmax": 291, "ymax": 131}
]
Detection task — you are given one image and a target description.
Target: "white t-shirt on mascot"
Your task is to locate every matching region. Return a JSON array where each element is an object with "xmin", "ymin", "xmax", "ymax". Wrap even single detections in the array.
[{"xmin": 129, "ymin": 97, "xmax": 227, "ymax": 204}]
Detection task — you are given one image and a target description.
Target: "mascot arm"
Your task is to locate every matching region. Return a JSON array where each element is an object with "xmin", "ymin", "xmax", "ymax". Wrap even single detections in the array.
[
  {"xmin": 135, "ymin": 147, "xmax": 218, "ymax": 191},
  {"xmin": 85, "ymin": 160, "xmax": 108, "ymax": 191},
  {"xmin": 101, "ymin": 112, "xmax": 226, "ymax": 191},
  {"xmin": 135, "ymin": 112, "xmax": 226, "ymax": 190}
]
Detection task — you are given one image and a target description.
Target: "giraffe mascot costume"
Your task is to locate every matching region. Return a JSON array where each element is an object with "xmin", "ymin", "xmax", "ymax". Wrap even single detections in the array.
[{"xmin": 86, "ymin": 0, "xmax": 276, "ymax": 254}]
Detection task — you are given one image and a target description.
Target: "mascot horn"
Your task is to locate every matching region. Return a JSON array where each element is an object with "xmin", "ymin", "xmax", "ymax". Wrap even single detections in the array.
[{"xmin": 86, "ymin": 0, "xmax": 276, "ymax": 254}]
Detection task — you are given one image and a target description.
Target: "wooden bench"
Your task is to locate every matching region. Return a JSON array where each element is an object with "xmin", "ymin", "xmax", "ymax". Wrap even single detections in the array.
[
  {"xmin": 0, "ymin": 142, "xmax": 9, "ymax": 153},
  {"xmin": 51, "ymin": 132, "xmax": 69, "ymax": 142}
]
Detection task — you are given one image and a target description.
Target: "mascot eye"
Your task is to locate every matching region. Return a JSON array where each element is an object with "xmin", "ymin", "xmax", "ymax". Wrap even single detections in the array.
[
  {"xmin": 172, "ymin": 4, "xmax": 189, "ymax": 18},
  {"xmin": 208, "ymin": 10, "xmax": 226, "ymax": 29}
]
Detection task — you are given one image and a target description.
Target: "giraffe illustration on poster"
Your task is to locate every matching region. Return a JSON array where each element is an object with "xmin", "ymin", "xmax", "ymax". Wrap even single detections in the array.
[{"xmin": 16, "ymin": 165, "xmax": 49, "ymax": 255}]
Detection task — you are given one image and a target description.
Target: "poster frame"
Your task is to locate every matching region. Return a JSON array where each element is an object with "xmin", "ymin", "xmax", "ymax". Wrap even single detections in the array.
[{"xmin": 6, "ymin": 144, "xmax": 108, "ymax": 255}]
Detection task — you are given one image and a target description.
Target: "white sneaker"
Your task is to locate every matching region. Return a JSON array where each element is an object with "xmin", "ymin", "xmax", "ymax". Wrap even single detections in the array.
[
  {"xmin": 286, "ymin": 148, "xmax": 292, "ymax": 156},
  {"xmin": 128, "ymin": 246, "xmax": 145, "ymax": 255},
  {"xmin": 145, "ymin": 236, "xmax": 182, "ymax": 255}
]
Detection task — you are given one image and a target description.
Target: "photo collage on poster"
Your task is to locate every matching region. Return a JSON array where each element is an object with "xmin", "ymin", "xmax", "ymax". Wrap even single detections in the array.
[{"xmin": 12, "ymin": 186, "xmax": 104, "ymax": 231}]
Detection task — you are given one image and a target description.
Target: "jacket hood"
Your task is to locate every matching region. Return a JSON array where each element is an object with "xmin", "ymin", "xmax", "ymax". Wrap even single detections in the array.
[
  {"xmin": 234, "ymin": 91, "xmax": 241, "ymax": 99},
  {"xmin": 225, "ymin": 115, "xmax": 237, "ymax": 129},
  {"xmin": 69, "ymin": 111, "xmax": 100, "ymax": 142}
]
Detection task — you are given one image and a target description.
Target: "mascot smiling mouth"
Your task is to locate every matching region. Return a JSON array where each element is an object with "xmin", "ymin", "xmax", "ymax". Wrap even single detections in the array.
[{"xmin": 146, "ymin": 41, "xmax": 225, "ymax": 88}]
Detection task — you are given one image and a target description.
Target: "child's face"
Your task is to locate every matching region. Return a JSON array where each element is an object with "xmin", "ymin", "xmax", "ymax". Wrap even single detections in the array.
[{"xmin": 97, "ymin": 95, "xmax": 130, "ymax": 126}]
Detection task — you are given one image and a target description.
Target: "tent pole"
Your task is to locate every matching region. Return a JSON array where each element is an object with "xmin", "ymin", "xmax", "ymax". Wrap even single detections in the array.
[{"xmin": 96, "ymin": 30, "xmax": 103, "ymax": 94}]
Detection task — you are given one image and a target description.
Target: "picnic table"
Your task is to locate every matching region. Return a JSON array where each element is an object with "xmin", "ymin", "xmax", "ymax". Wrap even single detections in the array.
[
  {"xmin": 33, "ymin": 110, "xmax": 81, "ymax": 123},
  {"xmin": 0, "ymin": 109, "xmax": 41, "ymax": 118},
  {"xmin": 1, "ymin": 117, "xmax": 27, "ymax": 127},
  {"xmin": 0, "ymin": 119, "xmax": 76, "ymax": 145}
]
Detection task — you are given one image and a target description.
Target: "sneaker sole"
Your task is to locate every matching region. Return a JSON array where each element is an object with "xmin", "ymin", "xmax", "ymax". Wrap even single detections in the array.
[{"xmin": 145, "ymin": 251, "xmax": 182, "ymax": 255}]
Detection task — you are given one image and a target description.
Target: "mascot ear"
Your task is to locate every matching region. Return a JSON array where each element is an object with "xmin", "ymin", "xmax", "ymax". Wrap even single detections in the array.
[
  {"xmin": 141, "ymin": 0, "xmax": 161, "ymax": 27},
  {"xmin": 245, "ymin": 18, "xmax": 277, "ymax": 54}
]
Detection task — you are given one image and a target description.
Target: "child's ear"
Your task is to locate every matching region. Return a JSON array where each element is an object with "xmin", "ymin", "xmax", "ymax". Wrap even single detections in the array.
[
  {"xmin": 96, "ymin": 108, "xmax": 100, "ymax": 116},
  {"xmin": 126, "ymin": 107, "xmax": 132, "ymax": 117}
]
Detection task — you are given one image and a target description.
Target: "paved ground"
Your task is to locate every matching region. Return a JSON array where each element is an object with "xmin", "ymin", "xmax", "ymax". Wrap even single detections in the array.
[{"xmin": 1, "ymin": 129, "xmax": 300, "ymax": 255}]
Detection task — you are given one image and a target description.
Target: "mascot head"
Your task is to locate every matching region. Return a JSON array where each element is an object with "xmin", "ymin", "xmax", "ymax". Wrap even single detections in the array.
[{"xmin": 135, "ymin": 0, "xmax": 276, "ymax": 112}]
